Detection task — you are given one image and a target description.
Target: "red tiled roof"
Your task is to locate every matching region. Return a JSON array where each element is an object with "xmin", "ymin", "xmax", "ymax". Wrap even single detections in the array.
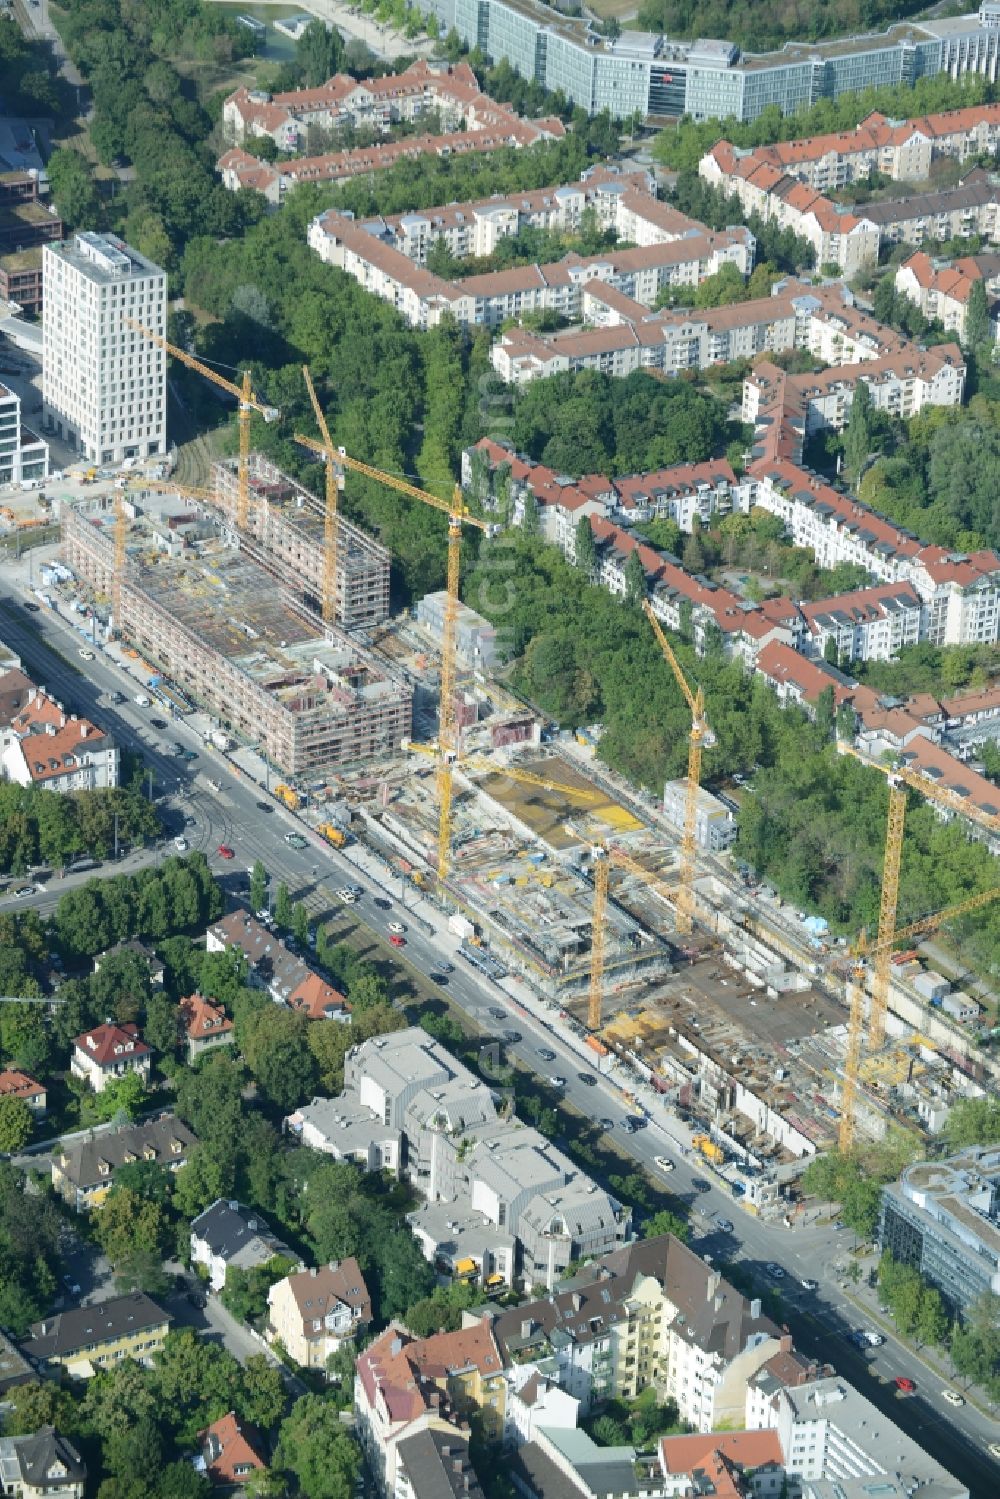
[
  {"xmin": 179, "ymin": 993, "xmax": 233, "ymax": 1042},
  {"xmin": 287, "ymin": 972, "xmax": 348, "ymax": 1020},
  {"xmin": 660, "ymin": 1429, "xmax": 783, "ymax": 1478},
  {"xmin": 0, "ymin": 1068, "xmax": 44, "ymax": 1101},
  {"xmin": 357, "ymin": 1319, "xmax": 502, "ymax": 1425},
  {"xmin": 73, "ymin": 1022, "xmax": 151, "ymax": 1068},
  {"xmin": 198, "ymin": 1412, "xmax": 266, "ymax": 1486}
]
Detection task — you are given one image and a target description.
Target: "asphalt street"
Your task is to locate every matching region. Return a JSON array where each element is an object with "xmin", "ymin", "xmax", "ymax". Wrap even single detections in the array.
[{"xmin": 1, "ymin": 579, "xmax": 996, "ymax": 1495}]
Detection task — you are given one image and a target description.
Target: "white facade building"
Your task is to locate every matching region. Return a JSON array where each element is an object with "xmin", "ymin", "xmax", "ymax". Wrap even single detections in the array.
[
  {"xmin": 663, "ymin": 781, "xmax": 736, "ymax": 851},
  {"xmin": 42, "ymin": 233, "xmax": 167, "ymax": 466}
]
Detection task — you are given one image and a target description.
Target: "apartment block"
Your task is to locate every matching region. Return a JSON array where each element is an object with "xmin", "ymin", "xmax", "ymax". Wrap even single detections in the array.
[
  {"xmin": 758, "ymin": 1378, "xmax": 968, "ymax": 1498},
  {"xmin": 0, "ymin": 379, "xmax": 47, "ymax": 486},
  {"xmin": 879, "ymin": 1147, "xmax": 1000, "ymax": 1314},
  {"xmin": 308, "ymin": 198, "xmax": 752, "ymax": 332},
  {"xmin": 895, "ymin": 250, "xmax": 1000, "ymax": 342},
  {"xmin": 394, "ymin": 1430, "xmax": 484, "ymax": 1499},
  {"xmin": 51, "ymin": 1112, "xmax": 196, "ymax": 1212},
  {"xmin": 211, "ymin": 455, "xmax": 391, "ymax": 630},
  {"xmin": 266, "ymin": 1259, "xmax": 371, "ymax": 1370},
  {"xmin": 356, "ymin": 1322, "xmax": 506, "ymax": 1494},
  {"xmin": 416, "ymin": 591, "xmax": 497, "ymax": 670},
  {"xmin": 490, "ymin": 282, "xmax": 949, "ymax": 388},
  {"xmin": 223, "ymin": 59, "xmax": 484, "ymax": 149},
  {"xmin": 21, "ymin": 1293, "xmax": 171, "ymax": 1378},
  {"xmin": 62, "ymin": 498, "xmax": 412, "ymax": 778},
  {"xmin": 488, "ymin": 1234, "xmax": 785, "ymax": 1430},
  {"xmin": 42, "ymin": 233, "xmax": 166, "ymax": 466},
  {"xmin": 800, "ymin": 582, "xmax": 923, "ymax": 662},
  {"xmin": 1, "ymin": 686, "xmax": 117, "ymax": 793},
  {"xmin": 703, "ymin": 143, "xmax": 1000, "ymax": 269},
  {"xmin": 299, "ymin": 1028, "xmax": 627, "ymax": 1288},
  {"xmin": 0, "ymin": 248, "xmax": 44, "ymax": 316},
  {"xmin": 218, "ymin": 62, "xmax": 564, "ymax": 206},
  {"xmin": 207, "ymin": 911, "xmax": 349, "ymax": 1018}
]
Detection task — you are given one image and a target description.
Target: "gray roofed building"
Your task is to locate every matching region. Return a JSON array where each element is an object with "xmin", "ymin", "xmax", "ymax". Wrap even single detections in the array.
[
  {"xmin": 190, "ymin": 1198, "xmax": 297, "ymax": 1292},
  {"xmin": 407, "ymin": 1199, "xmax": 517, "ymax": 1283},
  {"xmin": 0, "ymin": 1426, "xmax": 86, "ymax": 1498},
  {"xmin": 0, "ymin": 1328, "xmax": 33, "ymax": 1396},
  {"xmin": 510, "ymin": 1426, "xmax": 655, "ymax": 1499},
  {"xmin": 771, "ymin": 1377, "xmax": 968, "ymax": 1499},
  {"xmin": 395, "ymin": 1429, "xmax": 485, "ymax": 1499},
  {"xmin": 345, "ymin": 1025, "xmax": 457, "ymax": 1128},
  {"xmin": 51, "ymin": 1113, "xmax": 197, "ymax": 1212},
  {"xmin": 284, "ymin": 1094, "xmax": 402, "ymax": 1174},
  {"xmin": 21, "ymin": 1293, "xmax": 171, "ymax": 1377}
]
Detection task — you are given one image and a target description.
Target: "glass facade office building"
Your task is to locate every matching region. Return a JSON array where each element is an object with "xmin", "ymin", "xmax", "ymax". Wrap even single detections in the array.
[
  {"xmin": 415, "ymin": 0, "xmax": 1000, "ymax": 121},
  {"xmin": 879, "ymin": 1148, "xmax": 1000, "ymax": 1316}
]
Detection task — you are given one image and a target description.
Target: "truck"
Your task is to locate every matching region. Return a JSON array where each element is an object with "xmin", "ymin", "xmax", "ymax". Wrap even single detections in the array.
[
  {"xmin": 317, "ymin": 822, "xmax": 347, "ymax": 849},
  {"xmin": 449, "ymin": 913, "xmax": 475, "ymax": 941},
  {"xmin": 273, "ymin": 783, "xmax": 299, "ymax": 811},
  {"xmin": 693, "ymin": 1134, "xmax": 725, "ymax": 1167},
  {"xmin": 207, "ymin": 729, "xmax": 233, "ymax": 752}
]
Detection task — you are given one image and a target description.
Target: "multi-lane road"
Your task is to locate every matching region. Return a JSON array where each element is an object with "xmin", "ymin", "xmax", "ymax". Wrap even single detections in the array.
[{"xmin": 1, "ymin": 579, "xmax": 996, "ymax": 1495}]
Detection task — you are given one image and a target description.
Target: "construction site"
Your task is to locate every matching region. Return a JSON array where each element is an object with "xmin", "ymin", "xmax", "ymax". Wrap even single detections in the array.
[
  {"xmin": 61, "ymin": 491, "xmax": 412, "ymax": 775},
  {"xmin": 210, "ymin": 455, "xmax": 392, "ymax": 630},
  {"xmin": 47, "ymin": 319, "xmax": 996, "ymax": 1176}
]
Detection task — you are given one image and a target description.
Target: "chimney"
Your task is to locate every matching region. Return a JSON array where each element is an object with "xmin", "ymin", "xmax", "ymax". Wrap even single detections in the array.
[
  {"xmin": 706, "ymin": 1271, "xmax": 721, "ymax": 1302},
  {"xmin": 750, "ymin": 1298, "xmax": 762, "ymax": 1320},
  {"xmin": 780, "ymin": 1333, "xmax": 793, "ymax": 1353}
]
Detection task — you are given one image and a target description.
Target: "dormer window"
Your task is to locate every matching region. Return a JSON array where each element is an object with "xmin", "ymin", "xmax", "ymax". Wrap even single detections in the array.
[{"xmin": 98, "ymin": 1159, "xmax": 111, "ymax": 1175}]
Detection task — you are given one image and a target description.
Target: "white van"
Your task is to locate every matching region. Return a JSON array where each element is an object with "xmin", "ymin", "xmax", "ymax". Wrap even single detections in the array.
[{"xmin": 134, "ymin": 694, "xmax": 151, "ymax": 707}]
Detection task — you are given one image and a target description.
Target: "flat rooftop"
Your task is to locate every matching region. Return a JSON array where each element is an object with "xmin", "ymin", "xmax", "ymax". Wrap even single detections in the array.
[{"xmin": 46, "ymin": 231, "xmax": 163, "ymax": 283}]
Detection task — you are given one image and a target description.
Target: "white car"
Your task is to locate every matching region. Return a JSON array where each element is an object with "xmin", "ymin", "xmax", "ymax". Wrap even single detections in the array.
[
  {"xmin": 78, "ymin": 647, "xmax": 95, "ymax": 660},
  {"xmin": 337, "ymin": 889, "xmax": 357, "ymax": 904},
  {"xmin": 173, "ymin": 836, "xmax": 188, "ymax": 852},
  {"xmin": 653, "ymin": 1155, "xmax": 675, "ymax": 1173},
  {"xmin": 387, "ymin": 921, "xmax": 406, "ymax": 934},
  {"xmin": 941, "ymin": 1389, "xmax": 964, "ymax": 1407},
  {"xmin": 987, "ymin": 1442, "xmax": 1000, "ymax": 1459}
]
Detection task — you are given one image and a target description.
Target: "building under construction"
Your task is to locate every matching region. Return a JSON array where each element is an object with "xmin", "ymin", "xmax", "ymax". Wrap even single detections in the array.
[
  {"xmin": 211, "ymin": 454, "xmax": 391, "ymax": 630},
  {"xmin": 63, "ymin": 495, "xmax": 411, "ymax": 776}
]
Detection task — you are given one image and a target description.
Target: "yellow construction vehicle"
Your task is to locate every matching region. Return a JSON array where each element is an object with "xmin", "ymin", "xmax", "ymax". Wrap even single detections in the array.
[
  {"xmin": 317, "ymin": 822, "xmax": 347, "ymax": 849},
  {"xmin": 273, "ymin": 783, "xmax": 299, "ymax": 811},
  {"xmin": 693, "ymin": 1133, "xmax": 725, "ymax": 1166}
]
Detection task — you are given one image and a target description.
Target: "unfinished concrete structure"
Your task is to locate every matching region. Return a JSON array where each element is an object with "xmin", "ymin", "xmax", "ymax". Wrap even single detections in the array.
[
  {"xmin": 211, "ymin": 455, "xmax": 391, "ymax": 630},
  {"xmin": 62, "ymin": 496, "xmax": 410, "ymax": 777}
]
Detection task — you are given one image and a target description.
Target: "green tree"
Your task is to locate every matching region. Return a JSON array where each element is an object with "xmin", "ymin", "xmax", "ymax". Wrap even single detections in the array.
[
  {"xmin": 242, "ymin": 1006, "xmax": 319, "ymax": 1112},
  {"xmin": 292, "ymin": 904, "xmax": 310, "ymax": 947},
  {"xmin": 0, "ymin": 1095, "xmax": 32, "ymax": 1154},
  {"xmin": 274, "ymin": 883, "xmax": 292, "ymax": 931},
  {"xmin": 144, "ymin": 990, "xmax": 181, "ymax": 1057},
  {"xmin": 2, "ymin": 1378, "xmax": 79, "ymax": 1436},
  {"xmin": 641, "ymin": 1208, "xmax": 690, "ymax": 1244},
  {"xmin": 274, "ymin": 1394, "xmax": 362, "ymax": 1499},
  {"xmin": 250, "ymin": 861, "xmax": 268, "ymax": 916},
  {"xmin": 575, "ymin": 515, "xmax": 597, "ymax": 576},
  {"xmin": 965, "ymin": 277, "xmax": 991, "ymax": 352},
  {"xmin": 842, "ymin": 379, "xmax": 873, "ymax": 485},
  {"xmin": 94, "ymin": 1187, "xmax": 168, "ymax": 1267},
  {"xmin": 238, "ymin": 1354, "xmax": 289, "ymax": 1430},
  {"xmin": 943, "ymin": 1096, "xmax": 1000, "ymax": 1148},
  {"xmin": 624, "ymin": 548, "xmax": 647, "ymax": 607},
  {"xmin": 92, "ymin": 1069, "xmax": 147, "ymax": 1123}
]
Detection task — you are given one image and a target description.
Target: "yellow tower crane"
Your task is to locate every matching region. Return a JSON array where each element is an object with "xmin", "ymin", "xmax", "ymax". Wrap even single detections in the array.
[
  {"xmin": 588, "ymin": 844, "xmax": 680, "ymax": 1032},
  {"xmin": 295, "ymin": 438, "xmax": 496, "ymax": 882},
  {"xmin": 837, "ymin": 741, "xmax": 1000, "ymax": 1050},
  {"xmin": 127, "ymin": 320, "xmax": 279, "ymax": 530},
  {"xmin": 838, "ymin": 881, "xmax": 1000, "ymax": 1151},
  {"xmin": 641, "ymin": 598, "xmax": 712, "ymax": 935},
  {"xmin": 300, "ymin": 367, "xmax": 339, "ymax": 624}
]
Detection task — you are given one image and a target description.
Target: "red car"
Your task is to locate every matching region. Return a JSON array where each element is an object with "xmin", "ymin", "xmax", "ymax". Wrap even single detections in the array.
[
  {"xmin": 895, "ymin": 1377, "xmax": 916, "ymax": 1393},
  {"xmin": 216, "ymin": 845, "xmax": 235, "ymax": 860},
  {"xmin": 389, "ymin": 934, "xmax": 406, "ymax": 948}
]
